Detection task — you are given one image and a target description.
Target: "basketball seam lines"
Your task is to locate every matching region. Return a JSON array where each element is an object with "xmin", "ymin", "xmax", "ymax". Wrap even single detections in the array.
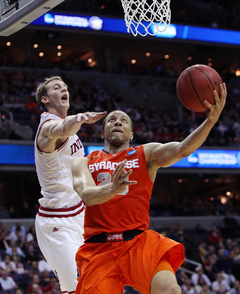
[
  {"xmin": 197, "ymin": 68, "xmax": 216, "ymax": 110},
  {"xmin": 177, "ymin": 73, "xmax": 188, "ymax": 108},
  {"xmin": 189, "ymin": 68, "xmax": 208, "ymax": 111}
]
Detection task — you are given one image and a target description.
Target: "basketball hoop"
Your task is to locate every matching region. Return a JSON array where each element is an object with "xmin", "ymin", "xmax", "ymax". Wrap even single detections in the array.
[{"xmin": 120, "ymin": 0, "xmax": 171, "ymax": 37}]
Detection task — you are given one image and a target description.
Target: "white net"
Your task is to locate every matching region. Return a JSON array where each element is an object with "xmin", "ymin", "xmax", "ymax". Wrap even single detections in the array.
[{"xmin": 120, "ymin": 0, "xmax": 171, "ymax": 37}]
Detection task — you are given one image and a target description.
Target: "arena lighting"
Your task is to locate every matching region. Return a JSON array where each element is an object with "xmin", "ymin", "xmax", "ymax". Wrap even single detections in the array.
[
  {"xmin": 235, "ymin": 69, "xmax": 240, "ymax": 77},
  {"xmin": 221, "ymin": 197, "xmax": 227, "ymax": 204},
  {"xmin": 0, "ymin": 0, "xmax": 65, "ymax": 36}
]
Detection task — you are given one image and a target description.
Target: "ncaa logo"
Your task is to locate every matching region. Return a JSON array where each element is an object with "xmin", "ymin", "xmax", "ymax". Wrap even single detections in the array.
[
  {"xmin": 128, "ymin": 150, "xmax": 136, "ymax": 155},
  {"xmin": 44, "ymin": 13, "xmax": 54, "ymax": 24}
]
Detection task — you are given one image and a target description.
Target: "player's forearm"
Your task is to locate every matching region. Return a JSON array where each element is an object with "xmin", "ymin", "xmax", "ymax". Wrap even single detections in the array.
[
  {"xmin": 61, "ymin": 115, "xmax": 83, "ymax": 136},
  {"xmin": 73, "ymin": 183, "xmax": 118, "ymax": 206},
  {"xmin": 178, "ymin": 118, "xmax": 215, "ymax": 157},
  {"xmin": 77, "ymin": 184, "xmax": 118, "ymax": 206}
]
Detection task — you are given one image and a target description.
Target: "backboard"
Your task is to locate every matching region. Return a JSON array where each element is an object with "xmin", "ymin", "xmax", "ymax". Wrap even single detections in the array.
[{"xmin": 0, "ymin": 0, "xmax": 65, "ymax": 36}]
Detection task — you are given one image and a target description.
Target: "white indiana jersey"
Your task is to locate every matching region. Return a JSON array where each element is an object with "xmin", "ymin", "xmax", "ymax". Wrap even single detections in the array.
[{"xmin": 34, "ymin": 112, "xmax": 85, "ymax": 208}]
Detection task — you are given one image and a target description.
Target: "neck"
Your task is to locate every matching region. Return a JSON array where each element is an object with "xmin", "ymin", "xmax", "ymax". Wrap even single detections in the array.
[
  {"xmin": 47, "ymin": 107, "xmax": 67, "ymax": 119},
  {"xmin": 104, "ymin": 142, "xmax": 130, "ymax": 154}
]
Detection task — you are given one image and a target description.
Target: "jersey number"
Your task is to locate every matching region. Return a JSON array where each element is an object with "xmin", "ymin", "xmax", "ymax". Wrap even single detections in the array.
[{"xmin": 97, "ymin": 172, "xmax": 129, "ymax": 195}]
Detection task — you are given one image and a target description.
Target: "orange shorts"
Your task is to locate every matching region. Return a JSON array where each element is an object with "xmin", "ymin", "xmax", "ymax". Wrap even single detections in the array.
[{"xmin": 76, "ymin": 230, "xmax": 185, "ymax": 294}]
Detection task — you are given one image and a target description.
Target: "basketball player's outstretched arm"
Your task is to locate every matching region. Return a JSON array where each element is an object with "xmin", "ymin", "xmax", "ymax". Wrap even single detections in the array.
[
  {"xmin": 144, "ymin": 83, "xmax": 227, "ymax": 172},
  {"xmin": 72, "ymin": 158, "xmax": 137, "ymax": 206},
  {"xmin": 41, "ymin": 111, "xmax": 107, "ymax": 139},
  {"xmin": 38, "ymin": 111, "xmax": 106, "ymax": 152}
]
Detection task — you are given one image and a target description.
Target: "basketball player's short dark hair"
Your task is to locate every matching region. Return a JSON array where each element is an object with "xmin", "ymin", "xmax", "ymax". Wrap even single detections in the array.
[{"xmin": 102, "ymin": 111, "xmax": 133, "ymax": 131}]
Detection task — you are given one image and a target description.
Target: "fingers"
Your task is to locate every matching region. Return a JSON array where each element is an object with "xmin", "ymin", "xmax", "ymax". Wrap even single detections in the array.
[
  {"xmin": 221, "ymin": 82, "xmax": 227, "ymax": 96},
  {"xmin": 78, "ymin": 111, "xmax": 107, "ymax": 124},
  {"xmin": 87, "ymin": 111, "xmax": 107, "ymax": 119},
  {"xmin": 204, "ymin": 83, "xmax": 227, "ymax": 110},
  {"xmin": 112, "ymin": 160, "xmax": 137, "ymax": 190},
  {"xmin": 112, "ymin": 159, "xmax": 127, "ymax": 177},
  {"xmin": 94, "ymin": 111, "xmax": 107, "ymax": 117},
  {"xmin": 76, "ymin": 113, "xmax": 89, "ymax": 122},
  {"xmin": 219, "ymin": 83, "xmax": 227, "ymax": 106},
  {"xmin": 214, "ymin": 83, "xmax": 227, "ymax": 108},
  {"xmin": 203, "ymin": 99, "xmax": 212, "ymax": 109}
]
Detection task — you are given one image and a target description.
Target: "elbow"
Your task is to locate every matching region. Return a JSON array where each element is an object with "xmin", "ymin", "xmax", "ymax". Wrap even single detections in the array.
[
  {"xmin": 83, "ymin": 200, "xmax": 94, "ymax": 207},
  {"xmin": 81, "ymin": 195, "xmax": 91, "ymax": 206},
  {"xmin": 178, "ymin": 144, "xmax": 194, "ymax": 159},
  {"xmin": 75, "ymin": 190, "xmax": 92, "ymax": 206},
  {"xmin": 81, "ymin": 191, "xmax": 95, "ymax": 207},
  {"xmin": 73, "ymin": 182, "xmax": 96, "ymax": 206},
  {"xmin": 178, "ymin": 151, "xmax": 191, "ymax": 159},
  {"xmin": 73, "ymin": 184, "xmax": 85, "ymax": 203}
]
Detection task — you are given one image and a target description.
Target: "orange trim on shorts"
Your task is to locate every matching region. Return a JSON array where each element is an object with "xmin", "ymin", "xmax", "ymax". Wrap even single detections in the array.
[{"xmin": 151, "ymin": 259, "xmax": 174, "ymax": 281}]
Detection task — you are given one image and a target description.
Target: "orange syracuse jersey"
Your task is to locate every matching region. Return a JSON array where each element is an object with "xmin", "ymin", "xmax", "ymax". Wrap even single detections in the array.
[{"xmin": 84, "ymin": 145, "xmax": 154, "ymax": 241}]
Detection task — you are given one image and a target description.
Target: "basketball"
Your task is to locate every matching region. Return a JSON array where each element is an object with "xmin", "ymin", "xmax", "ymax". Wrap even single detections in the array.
[{"xmin": 176, "ymin": 64, "xmax": 223, "ymax": 112}]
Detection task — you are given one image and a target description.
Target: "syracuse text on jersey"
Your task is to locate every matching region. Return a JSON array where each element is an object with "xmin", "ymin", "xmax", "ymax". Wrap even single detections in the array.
[{"xmin": 89, "ymin": 159, "xmax": 140, "ymax": 172}]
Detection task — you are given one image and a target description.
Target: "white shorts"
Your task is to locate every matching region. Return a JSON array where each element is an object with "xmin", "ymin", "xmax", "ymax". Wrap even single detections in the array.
[{"xmin": 35, "ymin": 203, "xmax": 85, "ymax": 293}]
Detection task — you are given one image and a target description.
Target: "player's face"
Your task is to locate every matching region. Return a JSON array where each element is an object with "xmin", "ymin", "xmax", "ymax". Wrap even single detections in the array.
[
  {"xmin": 42, "ymin": 80, "xmax": 70, "ymax": 110},
  {"xmin": 102, "ymin": 111, "xmax": 133, "ymax": 147}
]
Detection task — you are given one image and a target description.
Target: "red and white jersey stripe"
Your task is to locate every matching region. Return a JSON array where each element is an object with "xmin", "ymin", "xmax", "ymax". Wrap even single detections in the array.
[{"xmin": 38, "ymin": 201, "xmax": 85, "ymax": 218}]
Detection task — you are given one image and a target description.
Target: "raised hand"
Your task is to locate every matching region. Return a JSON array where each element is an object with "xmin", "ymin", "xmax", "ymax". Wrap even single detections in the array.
[
  {"xmin": 112, "ymin": 159, "xmax": 137, "ymax": 195},
  {"xmin": 76, "ymin": 111, "xmax": 107, "ymax": 124},
  {"xmin": 204, "ymin": 83, "xmax": 227, "ymax": 123}
]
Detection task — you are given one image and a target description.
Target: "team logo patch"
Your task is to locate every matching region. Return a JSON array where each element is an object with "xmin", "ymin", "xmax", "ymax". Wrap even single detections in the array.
[{"xmin": 128, "ymin": 150, "xmax": 136, "ymax": 155}]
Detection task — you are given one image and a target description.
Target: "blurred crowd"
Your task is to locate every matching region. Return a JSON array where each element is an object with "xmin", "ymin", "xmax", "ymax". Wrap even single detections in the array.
[
  {"xmin": 0, "ymin": 221, "xmax": 61, "ymax": 294},
  {"xmin": 168, "ymin": 210, "xmax": 240, "ymax": 294},
  {"xmin": 0, "ymin": 68, "xmax": 240, "ymax": 149}
]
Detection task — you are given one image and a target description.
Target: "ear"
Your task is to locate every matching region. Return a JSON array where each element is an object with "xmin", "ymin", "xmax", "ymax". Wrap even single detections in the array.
[
  {"xmin": 101, "ymin": 130, "xmax": 105, "ymax": 139},
  {"xmin": 130, "ymin": 132, "xmax": 134, "ymax": 141},
  {"xmin": 41, "ymin": 96, "xmax": 48, "ymax": 104}
]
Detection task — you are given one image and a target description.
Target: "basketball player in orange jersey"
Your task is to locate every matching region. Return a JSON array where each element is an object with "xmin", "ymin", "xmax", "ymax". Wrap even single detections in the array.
[
  {"xmin": 34, "ymin": 76, "xmax": 106, "ymax": 294},
  {"xmin": 72, "ymin": 83, "xmax": 227, "ymax": 294}
]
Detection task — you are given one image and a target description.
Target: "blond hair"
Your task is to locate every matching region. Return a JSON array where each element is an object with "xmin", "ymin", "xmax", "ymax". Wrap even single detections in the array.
[{"xmin": 35, "ymin": 76, "xmax": 65, "ymax": 110}]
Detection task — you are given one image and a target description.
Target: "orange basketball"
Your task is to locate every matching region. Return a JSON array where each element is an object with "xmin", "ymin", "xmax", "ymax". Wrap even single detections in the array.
[{"xmin": 176, "ymin": 64, "xmax": 223, "ymax": 112}]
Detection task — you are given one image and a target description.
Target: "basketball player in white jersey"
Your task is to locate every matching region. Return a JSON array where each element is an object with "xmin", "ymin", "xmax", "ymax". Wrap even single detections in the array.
[{"xmin": 34, "ymin": 76, "xmax": 106, "ymax": 294}]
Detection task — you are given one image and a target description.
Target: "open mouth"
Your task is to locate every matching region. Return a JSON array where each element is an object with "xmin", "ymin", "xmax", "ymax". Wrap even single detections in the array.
[{"xmin": 61, "ymin": 95, "xmax": 68, "ymax": 101}]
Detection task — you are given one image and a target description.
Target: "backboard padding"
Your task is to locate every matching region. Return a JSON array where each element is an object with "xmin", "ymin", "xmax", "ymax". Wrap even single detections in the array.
[{"xmin": 0, "ymin": 0, "xmax": 65, "ymax": 36}]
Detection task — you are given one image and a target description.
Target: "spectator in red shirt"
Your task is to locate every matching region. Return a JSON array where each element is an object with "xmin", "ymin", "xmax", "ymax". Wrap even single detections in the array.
[
  {"xmin": 208, "ymin": 227, "xmax": 223, "ymax": 247},
  {"xmin": 26, "ymin": 274, "xmax": 45, "ymax": 294}
]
